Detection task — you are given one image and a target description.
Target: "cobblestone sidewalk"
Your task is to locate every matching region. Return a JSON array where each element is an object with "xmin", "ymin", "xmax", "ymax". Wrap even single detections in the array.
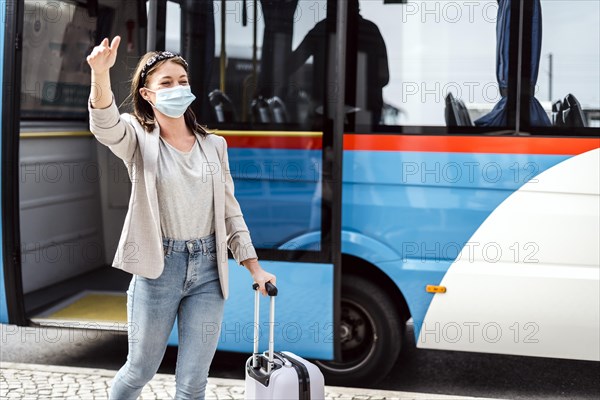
[{"xmin": 1, "ymin": 361, "xmax": 500, "ymax": 400}]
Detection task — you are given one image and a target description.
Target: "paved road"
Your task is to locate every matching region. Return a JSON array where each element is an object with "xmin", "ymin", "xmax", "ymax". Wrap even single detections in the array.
[
  {"xmin": 1, "ymin": 361, "xmax": 500, "ymax": 400},
  {"xmin": 1, "ymin": 323, "xmax": 599, "ymax": 399}
]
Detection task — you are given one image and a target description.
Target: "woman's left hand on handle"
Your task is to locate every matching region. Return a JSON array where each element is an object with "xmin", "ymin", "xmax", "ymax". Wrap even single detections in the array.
[{"xmin": 243, "ymin": 258, "xmax": 277, "ymax": 296}]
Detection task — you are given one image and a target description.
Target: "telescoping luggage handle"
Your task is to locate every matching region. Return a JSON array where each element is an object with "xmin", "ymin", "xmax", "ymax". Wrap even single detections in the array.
[{"xmin": 252, "ymin": 281, "xmax": 278, "ymax": 373}]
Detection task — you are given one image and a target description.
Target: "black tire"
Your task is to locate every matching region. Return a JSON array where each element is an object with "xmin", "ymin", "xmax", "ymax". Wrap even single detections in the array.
[{"xmin": 315, "ymin": 275, "xmax": 404, "ymax": 385}]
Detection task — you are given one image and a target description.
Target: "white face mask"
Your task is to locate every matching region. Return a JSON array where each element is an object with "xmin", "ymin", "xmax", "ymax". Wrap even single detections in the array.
[{"xmin": 145, "ymin": 85, "xmax": 196, "ymax": 118}]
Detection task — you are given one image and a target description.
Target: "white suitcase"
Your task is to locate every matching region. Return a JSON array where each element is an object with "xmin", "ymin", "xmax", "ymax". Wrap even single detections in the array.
[{"xmin": 244, "ymin": 282, "xmax": 325, "ymax": 399}]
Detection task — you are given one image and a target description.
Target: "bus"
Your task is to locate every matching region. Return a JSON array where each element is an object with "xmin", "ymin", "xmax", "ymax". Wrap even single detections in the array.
[{"xmin": 1, "ymin": 0, "xmax": 599, "ymax": 385}]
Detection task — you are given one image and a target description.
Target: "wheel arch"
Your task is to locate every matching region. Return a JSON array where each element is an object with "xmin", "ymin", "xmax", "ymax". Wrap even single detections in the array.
[
  {"xmin": 279, "ymin": 230, "xmax": 412, "ymax": 325},
  {"xmin": 341, "ymin": 253, "xmax": 411, "ymax": 326}
]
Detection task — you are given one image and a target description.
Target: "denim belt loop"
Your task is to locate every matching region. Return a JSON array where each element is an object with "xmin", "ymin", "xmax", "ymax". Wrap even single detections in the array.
[
  {"xmin": 167, "ymin": 238, "xmax": 174, "ymax": 256},
  {"xmin": 201, "ymin": 238, "xmax": 207, "ymax": 256}
]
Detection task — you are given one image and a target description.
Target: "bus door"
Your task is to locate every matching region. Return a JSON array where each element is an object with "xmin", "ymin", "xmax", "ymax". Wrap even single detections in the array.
[
  {"xmin": 0, "ymin": 0, "xmax": 12, "ymax": 325},
  {"xmin": 197, "ymin": 0, "xmax": 344, "ymax": 361}
]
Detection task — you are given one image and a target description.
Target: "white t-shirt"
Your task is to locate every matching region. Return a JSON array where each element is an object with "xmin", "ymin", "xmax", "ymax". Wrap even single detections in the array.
[{"xmin": 156, "ymin": 135, "xmax": 215, "ymax": 240}]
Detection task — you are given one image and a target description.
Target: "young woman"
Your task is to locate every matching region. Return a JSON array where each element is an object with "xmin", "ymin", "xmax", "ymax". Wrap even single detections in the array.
[{"xmin": 87, "ymin": 36, "xmax": 276, "ymax": 400}]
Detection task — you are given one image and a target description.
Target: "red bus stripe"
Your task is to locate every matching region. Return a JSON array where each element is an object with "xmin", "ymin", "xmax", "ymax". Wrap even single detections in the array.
[
  {"xmin": 223, "ymin": 132, "xmax": 599, "ymax": 155},
  {"xmin": 224, "ymin": 135, "xmax": 322, "ymax": 150},
  {"xmin": 344, "ymin": 134, "xmax": 600, "ymax": 155}
]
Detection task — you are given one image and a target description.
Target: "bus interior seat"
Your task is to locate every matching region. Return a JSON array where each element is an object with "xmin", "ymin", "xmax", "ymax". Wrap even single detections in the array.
[
  {"xmin": 251, "ymin": 96, "xmax": 272, "ymax": 123},
  {"xmin": 554, "ymin": 93, "xmax": 586, "ymax": 127},
  {"xmin": 551, "ymin": 100, "xmax": 563, "ymax": 125},
  {"xmin": 457, "ymin": 99, "xmax": 473, "ymax": 126},
  {"xmin": 282, "ymin": 89, "xmax": 312, "ymax": 125},
  {"xmin": 208, "ymin": 89, "xmax": 237, "ymax": 123},
  {"xmin": 445, "ymin": 92, "xmax": 473, "ymax": 127},
  {"xmin": 267, "ymin": 96, "xmax": 288, "ymax": 123},
  {"xmin": 295, "ymin": 89, "xmax": 313, "ymax": 123}
]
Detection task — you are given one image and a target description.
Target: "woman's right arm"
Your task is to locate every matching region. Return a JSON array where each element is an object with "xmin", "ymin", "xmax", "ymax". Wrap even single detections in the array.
[{"xmin": 87, "ymin": 36, "xmax": 138, "ymax": 163}]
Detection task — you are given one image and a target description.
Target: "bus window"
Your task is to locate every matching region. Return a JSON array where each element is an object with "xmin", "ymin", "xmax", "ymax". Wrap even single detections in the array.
[
  {"xmin": 20, "ymin": 0, "xmax": 112, "ymax": 120},
  {"xmin": 165, "ymin": 1, "xmax": 181, "ymax": 53},
  {"xmin": 534, "ymin": 0, "xmax": 600, "ymax": 129},
  {"xmin": 345, "ymin": 0, "xmax": 500, "ymax": 130},
  {"xmin": 205, "ymin": 1, "xmax": 329, "ymax": 252},
  {"xmin": 211, "ymin": 0, "xmax": 327, "ymax": 129}
]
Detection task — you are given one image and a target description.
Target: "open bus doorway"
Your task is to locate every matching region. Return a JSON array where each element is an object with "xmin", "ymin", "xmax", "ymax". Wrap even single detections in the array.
[
  {"xmin": 17, "ymin": 0, "xmax": 147, "ymax": 331},
  {"xmin": 10, "ymin": 0, "xmax": 342, "ymax": 381}
]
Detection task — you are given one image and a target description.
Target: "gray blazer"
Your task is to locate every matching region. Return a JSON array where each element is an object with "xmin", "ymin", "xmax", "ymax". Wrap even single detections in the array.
[{"xmin": 88, "ymin": 97, "xmax": 257, "ymax": 299}]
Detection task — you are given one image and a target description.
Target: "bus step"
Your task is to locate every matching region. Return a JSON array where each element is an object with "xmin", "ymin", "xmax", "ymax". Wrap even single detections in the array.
[{"xmin": 30, "ymin": 290, "xmax": 128, "ymax": 332}]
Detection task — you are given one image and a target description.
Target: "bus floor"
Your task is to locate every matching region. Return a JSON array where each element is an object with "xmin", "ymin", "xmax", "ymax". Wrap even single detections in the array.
[{"xmin": 25, "ymin": 266, "xmax": 131, "ymax": 332}]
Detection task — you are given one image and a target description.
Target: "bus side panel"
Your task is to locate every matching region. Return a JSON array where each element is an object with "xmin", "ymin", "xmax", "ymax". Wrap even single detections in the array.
[
  {"xmin": 0, "ymin": 1, "xmax": 8, "ymax": 324},
  {"xmin": 164, "ymin": 260, "xmax": 335, "ymax": 360},
  {"xmin": 221, "ymin": 260, "xmax": 334, "ymax": 359},
  {"xmin": 342, "ymin": 148, "xmax": 571, "ymax": 341}
]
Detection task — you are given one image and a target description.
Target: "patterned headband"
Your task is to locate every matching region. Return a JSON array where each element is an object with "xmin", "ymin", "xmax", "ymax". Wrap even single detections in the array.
[{"xmin": 140, "ymin": 51, "xmax": 189, "ymax": 85}]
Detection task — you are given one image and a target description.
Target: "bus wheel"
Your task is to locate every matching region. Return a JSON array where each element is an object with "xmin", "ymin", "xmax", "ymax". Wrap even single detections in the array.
[{"xmin": 315, "ymin": 275, "xmax": 403, "ymax": 385}]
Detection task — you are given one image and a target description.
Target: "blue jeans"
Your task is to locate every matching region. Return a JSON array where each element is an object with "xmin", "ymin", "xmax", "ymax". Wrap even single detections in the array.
[{"xmin": 109, "ymin": 233, "xmax": 225, "ymax": 400}]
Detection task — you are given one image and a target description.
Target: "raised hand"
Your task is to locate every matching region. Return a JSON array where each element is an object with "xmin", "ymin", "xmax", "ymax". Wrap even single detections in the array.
[{"xmin": 87, "ymin": 36, "xmax": 121, "ymax": 75}]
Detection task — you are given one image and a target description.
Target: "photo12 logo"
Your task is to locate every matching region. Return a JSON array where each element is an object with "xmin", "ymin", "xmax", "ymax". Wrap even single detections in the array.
[
  {"xmin": 400, "ymin": 161, "xmax": 540, "ymax": 185},
  {"xmin": 402, "ymin": 241, "xmax": 540, "ymax": 264},
  {"xmin": 400, "ymin": 1, "xmax": 499, "ymax": 24},
  {"xmin": 417, "ymin": 321, "xmax": 540, "ymax": 345}
]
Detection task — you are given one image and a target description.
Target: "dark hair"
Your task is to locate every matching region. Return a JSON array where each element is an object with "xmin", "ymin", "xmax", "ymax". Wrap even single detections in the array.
[{"xmin": 129, "ymin": 51, "xmax": 210, "ymax": 136}]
